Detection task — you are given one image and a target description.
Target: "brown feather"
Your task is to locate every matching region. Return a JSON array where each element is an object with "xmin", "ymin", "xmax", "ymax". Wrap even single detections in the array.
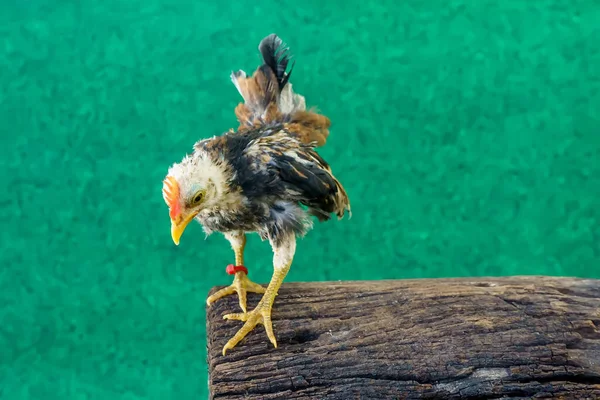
[
  {"xmin": 263, "ymin": 102, "xmax": 281, "ymax": 124},
  {"xmin": 193, "ymin": 134, "xmax": 229, "ymax": 157},
  {"xmin": 284, "ymin": 110, "xmax": 331, "ymax": 147},
  {"xmin": 234, "ymin": 103, "xmax": 254, "ymax": 128},
  {"xmin": 231, "ymin": 66, "xmax": 282, "ymax": 130}
]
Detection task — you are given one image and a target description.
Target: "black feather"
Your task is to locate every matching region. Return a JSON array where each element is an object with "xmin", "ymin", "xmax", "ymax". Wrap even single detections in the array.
[
  {"xmin": 197, "ymin": 127, "xmax": 342, "ymax": 242},
  {"xmin": 258, "ymin": 34, "xmax": 295, "ymax": 90},
  {"xmin": 277, "ymin": 154, "xmax": 335, "ymax": 200}
]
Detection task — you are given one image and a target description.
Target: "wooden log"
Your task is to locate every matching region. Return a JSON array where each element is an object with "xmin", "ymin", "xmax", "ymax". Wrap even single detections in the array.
[{"xmin": 206, "ymin": 276, "xmax": 600, "ymax": 399}]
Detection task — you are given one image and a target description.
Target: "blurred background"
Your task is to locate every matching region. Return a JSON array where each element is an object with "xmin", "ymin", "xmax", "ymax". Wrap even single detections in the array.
[{"xmin": 0, "ymin": 0, "xmax": 598, "ymax": 398}]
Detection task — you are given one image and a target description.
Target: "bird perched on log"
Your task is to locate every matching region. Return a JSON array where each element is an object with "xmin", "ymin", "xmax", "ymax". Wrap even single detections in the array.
[{"xmin": 162, "ymin": 33, "xmax": 351, "ymax": 355}]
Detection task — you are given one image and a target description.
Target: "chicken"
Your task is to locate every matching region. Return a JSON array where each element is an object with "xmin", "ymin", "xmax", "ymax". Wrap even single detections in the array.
[{"xmin": 162, "ymin": 34, "xmax": 351, "ymax": 355}]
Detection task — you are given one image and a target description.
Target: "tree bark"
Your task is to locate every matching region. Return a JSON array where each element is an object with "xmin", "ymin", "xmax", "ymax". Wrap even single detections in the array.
[{"xmin": 206, "ymin": 276, "xmax": 600, "ymax": 399}]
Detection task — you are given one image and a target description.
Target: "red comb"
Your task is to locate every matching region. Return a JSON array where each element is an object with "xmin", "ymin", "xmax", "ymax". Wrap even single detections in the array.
[{"xmin": 162, "ymin": 176, "xmax": 181, "ymax": 219}]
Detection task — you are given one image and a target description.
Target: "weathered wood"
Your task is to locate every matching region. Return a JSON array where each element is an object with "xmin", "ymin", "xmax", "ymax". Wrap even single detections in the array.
[{"xmin": 206, "ymin": 276, "xmax": 600, "ymax": 399}]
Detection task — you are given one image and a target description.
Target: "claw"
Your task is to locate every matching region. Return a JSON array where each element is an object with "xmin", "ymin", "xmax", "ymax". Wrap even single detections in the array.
[
  {"xmin": 223, "ymin": 312, "xmax": 249, "ymax": 322},
  {"xmin": 222, "ymin": 303, "xmax": 276, "ymax": 355},
  {"xmin": 207, "ymin": 271, "xmax": 266, "ymax": 312}
]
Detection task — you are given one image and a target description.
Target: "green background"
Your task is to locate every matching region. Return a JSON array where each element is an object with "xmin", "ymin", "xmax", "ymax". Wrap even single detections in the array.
[{"xmin": 1, "ymin": 0, "xmax": 599, "ymax": 398}]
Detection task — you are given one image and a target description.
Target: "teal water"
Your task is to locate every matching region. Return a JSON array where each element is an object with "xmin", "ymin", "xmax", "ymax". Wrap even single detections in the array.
[{"xmin": 1, "ymin": 1, "xmax": 599, "ymax": 398}]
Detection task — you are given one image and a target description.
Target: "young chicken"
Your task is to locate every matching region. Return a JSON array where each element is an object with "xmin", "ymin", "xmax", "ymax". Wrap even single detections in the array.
[{"xmin": 162, "ymin": 34, "xmax": 351, "ymax": 355}]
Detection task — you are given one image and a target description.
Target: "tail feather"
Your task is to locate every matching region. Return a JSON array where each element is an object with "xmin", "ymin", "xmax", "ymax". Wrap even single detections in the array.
[
  {"xmin": 231, "ymin": 34, "xmax": 331, "ymax": 147},
  {"xmin": 258, "ymin": 34, "xmax": 295, "ymax": 91}
]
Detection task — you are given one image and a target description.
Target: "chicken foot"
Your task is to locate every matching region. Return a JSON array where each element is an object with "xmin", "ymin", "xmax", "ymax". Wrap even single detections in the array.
[
  {"xmin": 206, "ymin": 231, "xmax": 265, "ymax": 313},
  {"xmin": 221, "ymin": 234, "xmax": 295, "ymax": 355}
]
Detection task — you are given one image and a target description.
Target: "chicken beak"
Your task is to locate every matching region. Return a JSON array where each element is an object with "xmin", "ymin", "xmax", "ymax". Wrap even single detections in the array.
[{"xmin": 170, "ymin": 212, "xmax": 198, "ymax": 246}]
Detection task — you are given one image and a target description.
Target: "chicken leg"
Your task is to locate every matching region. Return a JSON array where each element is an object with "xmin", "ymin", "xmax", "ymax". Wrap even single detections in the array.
[
  {"xmin": 221, "ymin": 234, "xmax": 295, "ymax": 355},
  {"xmin": 206, "ymin": 231, "xmax": 266, "ymax": 313}
]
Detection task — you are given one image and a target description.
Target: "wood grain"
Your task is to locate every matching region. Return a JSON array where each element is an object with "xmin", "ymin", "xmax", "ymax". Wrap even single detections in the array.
[{"xmin": 206, "ymin": 276, "xmax": 600, "ymax": 399}]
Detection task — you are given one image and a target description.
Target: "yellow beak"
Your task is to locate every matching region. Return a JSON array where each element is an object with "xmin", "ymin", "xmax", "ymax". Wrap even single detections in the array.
[{"xmin": 170, "ymin": 212, "xmax": 198, "ymax": 246}]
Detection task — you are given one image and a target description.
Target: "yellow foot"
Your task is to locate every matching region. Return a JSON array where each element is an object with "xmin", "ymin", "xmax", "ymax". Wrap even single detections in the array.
[
  {"xmin": 206, "ymin": 271, "xmax": 266, "ymax": 313},
  {"xmin": 222, "ymin": 303, "xmax": 276, "ymax": 355}
]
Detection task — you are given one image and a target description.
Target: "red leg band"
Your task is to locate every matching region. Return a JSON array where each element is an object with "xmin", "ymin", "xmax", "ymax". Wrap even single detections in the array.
[{"xmin": 226, "ymin": 264, "xmax": 248, "ymax": 275}]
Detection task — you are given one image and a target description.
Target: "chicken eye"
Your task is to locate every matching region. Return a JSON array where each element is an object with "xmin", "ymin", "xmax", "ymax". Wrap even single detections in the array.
[{"xmin": 192, "ymin": 191, "xmax": 204, "ymax": 204}]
